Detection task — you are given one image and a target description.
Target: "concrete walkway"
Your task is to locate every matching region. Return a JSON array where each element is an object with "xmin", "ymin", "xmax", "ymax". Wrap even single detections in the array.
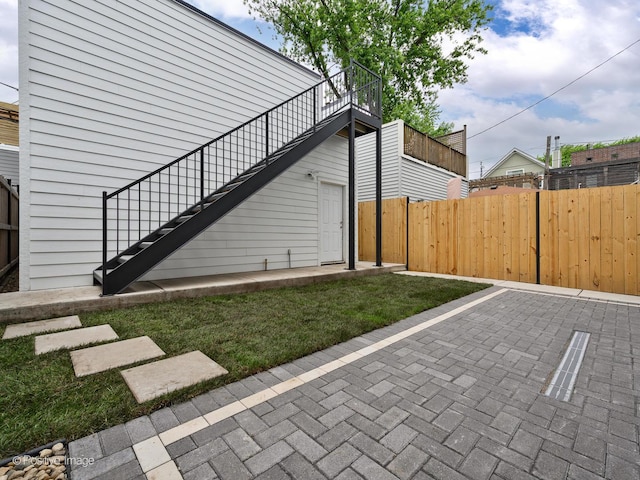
[
  {"xmin": 65, "ymin": 281, "xmax": 640, "ymax": 480},
  {"xmin": 0, "ymin": 263, "xmax": 406, "ymax": 323}
]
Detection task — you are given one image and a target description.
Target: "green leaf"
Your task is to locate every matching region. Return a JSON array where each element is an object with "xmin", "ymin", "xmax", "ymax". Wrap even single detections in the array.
[{"xmin": 244, "ymin": 0, "xmax": 492, "ymax": 135}]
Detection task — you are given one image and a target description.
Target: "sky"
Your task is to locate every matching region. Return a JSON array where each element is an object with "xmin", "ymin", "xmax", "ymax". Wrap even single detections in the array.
[{"xmin": 1, "ymin": 0, "xmax": 639, "ymax": 179}]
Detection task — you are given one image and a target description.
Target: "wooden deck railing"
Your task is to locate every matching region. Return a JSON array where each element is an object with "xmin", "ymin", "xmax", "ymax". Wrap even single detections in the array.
[
  {"xmin": 0, "ymin": 175, "xmax": 18, "ymax": 281},
  {"xmin": 403, "ymin": 124, "xmax": 467, "ymax": 177}
]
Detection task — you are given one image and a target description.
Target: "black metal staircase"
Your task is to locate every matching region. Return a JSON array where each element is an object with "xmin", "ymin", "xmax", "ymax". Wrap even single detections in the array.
[{"xmin": 95, "ymin": 62, "xmax": 381, "ymax": 295}]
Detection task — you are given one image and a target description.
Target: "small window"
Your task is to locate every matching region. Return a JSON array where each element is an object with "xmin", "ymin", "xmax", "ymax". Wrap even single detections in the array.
[
  {"xmin": 505, "ymin": 168, "xmax": 524, "ymax": 175},
  {"xmin": 586, "ymin": 157, "xmax": 592, "ymax": 162},
  {"xmin": 612, "ymin": 153, "xmax": 619, "ymax": 160}
]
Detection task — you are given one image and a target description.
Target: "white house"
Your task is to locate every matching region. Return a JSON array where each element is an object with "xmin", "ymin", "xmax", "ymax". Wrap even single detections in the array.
[
  {"xmin": 357, "ymin": 120, "xmax": 468, "ymax": 202},
  {"xmin": 19, "ymin": 0, "xmax": 381, "ymax": 293},
  {"xmin": 482, "ymin": 148, "xmax": 545, "ymax": 178},
  {"xmin": 0, "ymin": 145, "xmax": 19, "ymax": 187}
]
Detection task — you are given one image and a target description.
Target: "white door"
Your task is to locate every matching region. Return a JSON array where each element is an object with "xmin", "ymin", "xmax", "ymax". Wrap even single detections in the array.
[{"xmin": 320, "ymin": 183, "xmax": 344, "ymax": 264}]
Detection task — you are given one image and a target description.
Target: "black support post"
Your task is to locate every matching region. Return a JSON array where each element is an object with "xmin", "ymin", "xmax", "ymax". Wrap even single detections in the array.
[
  {"xmin": 348, "ymin": 110, "xmax": 356, "ymax": 270},
  {"xmin": 375, "ymin": 127, "xmax": 382, "ymax": 266},
  {"xmin": 405, "ymin": 196, "xmax": 409, "ymax": 269}
]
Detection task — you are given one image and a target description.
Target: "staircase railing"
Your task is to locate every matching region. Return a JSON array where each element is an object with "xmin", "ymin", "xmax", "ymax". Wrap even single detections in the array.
[{"xmin": 101, "ymin": 61, "xmax": 381, "ymax": 273}]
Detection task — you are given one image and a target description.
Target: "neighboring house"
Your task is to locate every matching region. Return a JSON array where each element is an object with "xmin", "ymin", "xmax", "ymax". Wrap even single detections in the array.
[
  {"xmin": 549, "ymin": 158, "xmax": 640, "ymax": 190},
  {"xmin": 0, "ymin": 145, "xmax": 19, "ymax": 187},
  {"xmin": 0, "ymin": 102, "xmax": 19, "ymax": 187},
  {"xmin": 19, "ymin": 0, "xmax": 381, "ymax": 293},
  {"xmin": 0, "ymin": 102, "xmax": 19, "ymax": 147},
  {"xmin": 548, "ymin": 141, "xmax": 640, "ymax": 190},
  {"xmin": 570, "ymin": 141, "xmax": 640, "ymax": 166},
  {"xmin": 470, "ymin": 148, "xmax": 544, "ymax": 193},
  {"xmin": 469, "ymin": 185, "xmax": 539, "ymax": 198},
  {"xmin": 357, "ymin": 120, "xmax": 468, "ymax": 202}
]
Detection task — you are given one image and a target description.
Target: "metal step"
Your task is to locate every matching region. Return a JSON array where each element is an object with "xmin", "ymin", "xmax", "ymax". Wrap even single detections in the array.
[
  {"xmin": 207, "ymin": 192, "xmax": 227, "ymax": 201},
  {"xmin": 190, "ymin": 202, "xmax": 213, "ymax": 213},
  {"xmin": 176, "ymin": 215, "xmax": 194, "ymax": 224},
  {"xmin": 220, "ymin": 182, "xmax": 242, "ymax": 193},
  {"xmin": 118, "ymin": 255, "xmax": 134, "ymax": 264}
]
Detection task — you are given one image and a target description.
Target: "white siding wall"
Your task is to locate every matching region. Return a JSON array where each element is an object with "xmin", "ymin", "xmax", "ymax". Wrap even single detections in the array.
[
  {"xmin": 399, "ymin": 156, "xmax": 467, "ymax": 201},
  {"xmin": 0, "ymin": 146, "xmax": 19, "ymax": 186},
  {"xmin": 356, "ymin": 121, "xmax": 400, "ymax": 201},
  {"xmin": 143, "ymin": 137, "xmax": 347, "ymax": 280},
  {"xmin": 19, "ymin": 0, "xmax": 337, "ymax": 290}
]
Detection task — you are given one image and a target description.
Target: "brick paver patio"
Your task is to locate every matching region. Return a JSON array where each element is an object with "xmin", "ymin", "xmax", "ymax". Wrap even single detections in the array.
[{"xmin": 68, "ymin": 286, "xmax": 640, "ymax": 480}]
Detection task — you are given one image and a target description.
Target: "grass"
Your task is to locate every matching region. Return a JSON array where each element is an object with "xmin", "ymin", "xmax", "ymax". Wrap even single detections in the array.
[{"xmin": 0, "ymin": 273, "xmax": 489, "ymax": 457}]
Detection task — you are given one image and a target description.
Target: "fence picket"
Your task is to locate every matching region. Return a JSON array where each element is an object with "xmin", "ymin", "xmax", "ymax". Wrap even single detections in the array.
[{"xmin": 623, "ymin": 185, "xmax": 637, "ymax": 294}]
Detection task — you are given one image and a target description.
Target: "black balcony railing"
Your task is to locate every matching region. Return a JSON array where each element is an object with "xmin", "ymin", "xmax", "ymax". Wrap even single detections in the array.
[{"xmin": 101, "ymin": 61, "xmax": 381, "ymax": 276}]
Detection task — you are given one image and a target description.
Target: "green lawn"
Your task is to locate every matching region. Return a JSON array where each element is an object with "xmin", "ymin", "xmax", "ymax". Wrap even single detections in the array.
[{"xmin": 0, "ymin": 274, "xmax": 489, "ymax": 457}]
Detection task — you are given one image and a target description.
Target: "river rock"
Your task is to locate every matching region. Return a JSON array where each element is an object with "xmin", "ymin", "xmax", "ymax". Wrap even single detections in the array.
[
  {"xmin": 21, "ymin": 470, "xmax": 35, "ymax": 480},
  {"xmin": 51, "ymin": 444, "xmax": 65, "ymax": 455},
  {"xmin": 38, "ymin": 449, "xmax": 52, "ymax": 458}
]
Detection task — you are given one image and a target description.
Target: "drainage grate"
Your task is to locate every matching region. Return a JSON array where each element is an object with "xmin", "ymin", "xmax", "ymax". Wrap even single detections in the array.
[{"xmin": 544, "ymin": 331, "xmax": 590, "ymax": 402}]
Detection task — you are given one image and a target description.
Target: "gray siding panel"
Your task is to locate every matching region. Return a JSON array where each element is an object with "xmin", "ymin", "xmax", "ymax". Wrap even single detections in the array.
[
  {"xmin": 20, "ymin": 0, "xmax": 347, "ymax": 290},
  {"xmin": 356, "ymin": 122, "xmax": 400, "ymax": 201},
  {"xmin": 399, "ymin": 156, "xmax": 462, "ymax": 202},
  {"xmin": 0, "ymin": 147, "xmax": 19, "ymax": 186}
]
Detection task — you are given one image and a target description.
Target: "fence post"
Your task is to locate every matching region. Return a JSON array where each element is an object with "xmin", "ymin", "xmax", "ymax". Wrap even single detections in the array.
[
  {"xmin": 536, "ymin": 191, "xmax": 541, "ymax": 284},
  {"xmin": 6, "ymin": 180, "xmax": 10, "ymax": 269}
]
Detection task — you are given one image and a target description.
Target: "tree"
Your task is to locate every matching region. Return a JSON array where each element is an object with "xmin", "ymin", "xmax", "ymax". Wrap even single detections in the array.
[{"xmin": 245, "ymin": 0, "xmax": 491, "ymax": 135}]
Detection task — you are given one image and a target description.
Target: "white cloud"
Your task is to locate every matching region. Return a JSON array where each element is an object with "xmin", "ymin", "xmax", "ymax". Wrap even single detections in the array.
[
  {"xmin": 437, "ymin": 0, "xmax": 640, "ymax": 177},
  {"xmin": 188, "ymin": 0, "xmax": 253, "ymax": 19},
  {"xmin": 0, "ymin": 0, "xmax": 18, "ymax": 103},
  {"xmin": 2, "ymin": 0, "xmax": 639, "ymax": 179}
]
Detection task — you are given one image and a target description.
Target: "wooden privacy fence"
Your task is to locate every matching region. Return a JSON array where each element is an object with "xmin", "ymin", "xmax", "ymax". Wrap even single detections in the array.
[
  {"xmin": 358, "ymin": 185, "xmax": 640, "ymax": 295},
  {"xmin": 358, "ymin": 197, "xmax": 408, "ymax": 265},
  {"xmin": 0, "ymin": 175, "xmax": 18, "ymax": 280}
]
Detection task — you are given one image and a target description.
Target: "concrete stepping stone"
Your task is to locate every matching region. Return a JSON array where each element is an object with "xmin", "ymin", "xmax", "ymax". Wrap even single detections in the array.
[
  {"xmin": 2, "ymin": 315, "xmax": 82, "ymax": 339},
  {"xmin": 35, "ymin": 325, "xmax": 118, "ymax": 355},
  {"xmin": 121, "ymin": 351, "xmax": 228, "ymax": 403},
  {"xmin": 70, "ymin": 336, "xmax": 166, "ymax": 377}
]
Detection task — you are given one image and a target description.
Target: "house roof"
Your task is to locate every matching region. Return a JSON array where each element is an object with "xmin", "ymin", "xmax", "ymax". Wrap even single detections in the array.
[
  {"xmin": 483, "ymin": 147, "xmax": 544, "ymax": 178},
  {"xmin": 0, "ymin": 101, "xmax": 18, "ymax": 147}
]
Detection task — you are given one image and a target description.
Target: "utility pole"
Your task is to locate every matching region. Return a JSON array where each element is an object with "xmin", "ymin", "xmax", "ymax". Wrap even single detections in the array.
[
  {"xmin": 544, "ymin": 136, "xmax": 551, "ymax": 190},
  {"xmin": 479, "ymin": 161, "xmax": 483, "ymax": 178}
]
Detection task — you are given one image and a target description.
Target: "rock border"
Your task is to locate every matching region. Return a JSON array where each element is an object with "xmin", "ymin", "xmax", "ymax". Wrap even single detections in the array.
[{"xmin": 0, "ymin": 439, "xmax": 67, "ymax": 480}]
